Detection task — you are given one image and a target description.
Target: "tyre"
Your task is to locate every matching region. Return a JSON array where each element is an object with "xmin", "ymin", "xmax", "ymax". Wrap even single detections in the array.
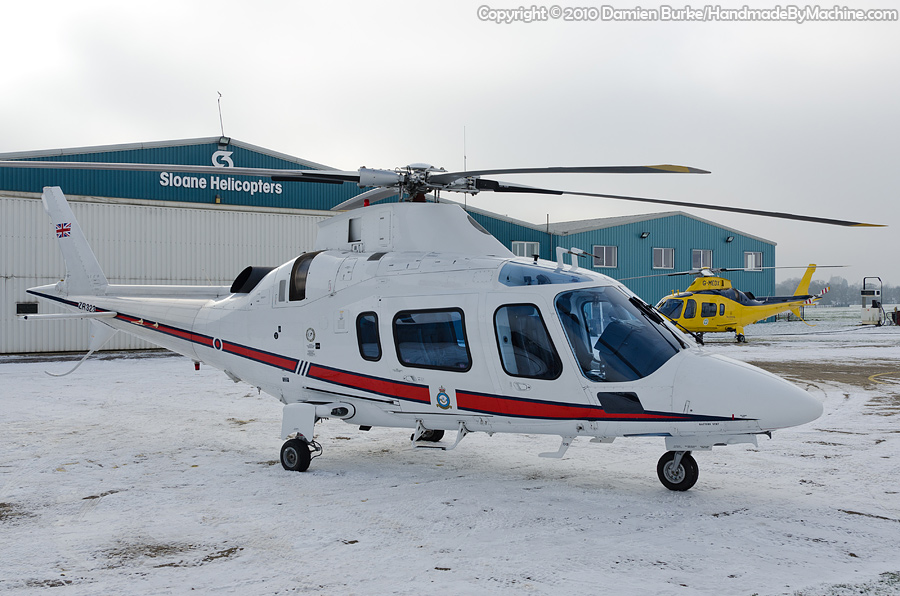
[
  {"xmin": 657, "ymin": 451, "xmax": 699, "ymax": 491},
  {"xmin": 411, "ymin": 429, "xmax": 445, "ymax": 442},
  {"xmin": 281, "ymin": 438, "xmax": 312, "ymax": 472}
]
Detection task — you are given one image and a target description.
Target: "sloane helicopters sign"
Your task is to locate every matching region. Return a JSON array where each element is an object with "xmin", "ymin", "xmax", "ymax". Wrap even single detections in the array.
[{"xmin": 157, "ymin": 150, "xmax": 284, "ymax": 196}]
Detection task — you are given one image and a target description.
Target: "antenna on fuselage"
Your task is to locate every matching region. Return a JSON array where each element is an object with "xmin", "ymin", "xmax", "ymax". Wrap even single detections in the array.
[{"xmin": 463, "ymin": 126, "xmax": 467, "ymax": 211}]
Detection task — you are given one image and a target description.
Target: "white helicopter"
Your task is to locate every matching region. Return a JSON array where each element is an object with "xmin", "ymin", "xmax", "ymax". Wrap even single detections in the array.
[{"xmin": 6, "ymin": 158, "xmax": 876, "ymax": 491}]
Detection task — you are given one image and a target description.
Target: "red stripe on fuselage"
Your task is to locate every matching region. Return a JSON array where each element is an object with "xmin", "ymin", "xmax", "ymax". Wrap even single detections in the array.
[
  {"xmin": 455, "ymin": 390, "xmax": 688, "ymax": 421},
  {"xmin": 114, "ymin": 315, "xmax": 215, "ymax": 348},
  {"xmin": 307, "ymin": 365, "xmax": 431, "ymax": 403},
  {"xmin": 222, "ymin": 341, "xmax": 298, "ymax": 372}
]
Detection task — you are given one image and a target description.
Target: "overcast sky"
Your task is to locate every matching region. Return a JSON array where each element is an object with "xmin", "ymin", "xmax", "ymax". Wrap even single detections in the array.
[{"xmin": 2, "ymin": 0, "xmax": 897, "ymax": 288}]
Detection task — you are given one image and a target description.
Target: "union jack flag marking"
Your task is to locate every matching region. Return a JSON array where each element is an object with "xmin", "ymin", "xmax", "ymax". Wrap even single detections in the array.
[{"xmin": 56, "ymin": 223, "xmax": 71, "ymax": 238}]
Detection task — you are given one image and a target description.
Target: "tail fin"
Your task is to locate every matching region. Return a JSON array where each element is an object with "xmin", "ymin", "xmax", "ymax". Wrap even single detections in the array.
[
  {"xmin": 794, "ymin": 264, "xmax": 816, "ymax": 296},
  {"xmin": 42, "ymin": 186, "xmax": 108, "ymax": 295}
]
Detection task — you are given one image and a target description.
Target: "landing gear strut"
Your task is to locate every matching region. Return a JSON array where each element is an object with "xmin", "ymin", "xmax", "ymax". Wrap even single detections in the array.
[{"xmin": 657, "ymin": 451, "xmax": 699, "ymax": 491}]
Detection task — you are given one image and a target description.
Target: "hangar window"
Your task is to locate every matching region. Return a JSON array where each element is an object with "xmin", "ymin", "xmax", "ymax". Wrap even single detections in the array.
[
  {"xmin": 512, "ymin": 241, "xmax": 540, "ymax": 258},
  {"xmin": 692, "ymin": 249, "xmax": 712, "ymax": 269},
  {"xmin": 16, "ymin": 303, "xmax": 38, "ymax": 315},
  {"xmin": 289, "ymin": 251, "xmax": 322, "ymax": 301},
  {"xmin": 701, "ymin": 302, "xmax": 717, "ymax": 317},
  {"xmin": 356, "ymin": 312, "xmax": 381, "ymax": 361},
  {"xmin": 393, "ymin": 309, "xmax": 471, "ymax": 372},
  {"xmin": 744, "ymin": 251, "xmax": 763, "ymax": 271},
  {"xmin": 494, "ymin": 304, "xmax": 562, "ymax": 380},
  {"xmin": 592, "ymin": 245, "xmax": 617, "ymax": 268},
  {"xmin": 653, "ymin": 247, "xmax": 674, "ymax": 270}
]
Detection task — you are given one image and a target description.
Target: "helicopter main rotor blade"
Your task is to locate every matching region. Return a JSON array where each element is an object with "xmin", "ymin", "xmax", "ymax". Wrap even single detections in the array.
[
  {"xmin": 429, "ymin": 164, "xmax": 710, "ymax": 184},
  {"xmin": 0, "ymin": 160, "xmax": 361, "ymax": 183},
  {"xmin": 472, "ymin": 180, "xmax": 884, "ymax": 227},
  {"xmin": 2, "ymin": 159, "xmax": 883, "ymax": 226},
  {"xmin": 618, "ymin": 264, "xmax": 848, "ymax": 281},
  {"xmin": 618, "ymin": 271, "xmax": 700, "ymax": 281}
]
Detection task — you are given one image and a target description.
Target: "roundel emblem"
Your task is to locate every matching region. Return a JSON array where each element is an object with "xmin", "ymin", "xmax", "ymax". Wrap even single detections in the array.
[
  {"xmin": 703, "ymin": 318, "xmax": 709, "ymax": 326},
  {"xmin": 436, "ymin": 387, "xmax": 451, "ymax": 410},
  {"xmin": 306, "ymin": 328, "xmax": 316, "ymax": 342}
]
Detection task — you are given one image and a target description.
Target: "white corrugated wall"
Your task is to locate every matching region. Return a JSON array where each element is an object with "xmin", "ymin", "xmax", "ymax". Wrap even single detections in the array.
[{"xmin": 1, "ymin": 194, "xmax": 329, "ymax": 353}]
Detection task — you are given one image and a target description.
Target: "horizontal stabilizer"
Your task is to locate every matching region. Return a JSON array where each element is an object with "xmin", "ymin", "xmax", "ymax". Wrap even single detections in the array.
[{"xmin": 19, "ymin": 311, "xmax": 117, "ymax": 321}]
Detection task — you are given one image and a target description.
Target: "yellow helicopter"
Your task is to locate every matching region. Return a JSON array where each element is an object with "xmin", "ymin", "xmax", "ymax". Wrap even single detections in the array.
[{"xmin": 647, "ymin": 265, "xmax": 831, "ymax": 343}]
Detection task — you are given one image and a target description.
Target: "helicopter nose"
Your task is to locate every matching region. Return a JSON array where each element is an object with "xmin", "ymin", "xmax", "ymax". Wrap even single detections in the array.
[{"xmin": 674, "ymin": 353, "xmax": 823, "ymax": 430}]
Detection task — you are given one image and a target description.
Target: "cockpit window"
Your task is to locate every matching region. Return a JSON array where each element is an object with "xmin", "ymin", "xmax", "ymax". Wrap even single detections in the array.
[
  {"xmin": 657, "ymin": 298, "xmax": 684, "ymax": 319},
  {"xmin": 499, "ymin": 262, "xmax": 591, "ymax": 287},
  {"xmin": 556, "ymin": 288, "xmax": 681, "ymax": 383},
  {"xmin": 494, "ymin": 304, "xmax": 562, "ymax": 380}
]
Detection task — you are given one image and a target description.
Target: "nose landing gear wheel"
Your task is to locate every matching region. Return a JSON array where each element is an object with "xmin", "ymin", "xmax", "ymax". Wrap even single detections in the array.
[
  {"xmin": 657, "ymin": 451, "xmax": 699, "ymax": 491},
  {"xmin": 281, "ymin": 438, "xmax": 312, "ymax": 472}
]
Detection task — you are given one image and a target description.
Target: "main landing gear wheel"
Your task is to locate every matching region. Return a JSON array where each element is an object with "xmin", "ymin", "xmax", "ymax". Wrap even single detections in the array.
[
  {"xmin": 736, "ymin": 333, "xmax": 747, "ymax": 343},
  {"xmin": 657, "ymin": 451, "xmax": 699, "ymax": 491},
  {"xmin": 281, "ymin": 438, "xmax": 312, "ymax": 472},
  {"xmin": 411, "ymin": 429, "xmax": 445, "ymax": 442}
]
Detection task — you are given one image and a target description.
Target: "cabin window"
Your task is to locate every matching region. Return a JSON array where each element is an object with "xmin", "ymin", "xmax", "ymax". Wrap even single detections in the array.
[
  {"xmin": 719, "ymin": 303, "xmax": 725, "ymax": 316},
  {"xmin": 289, "ymin": 251, "xmax": 322, "ymax": 301},
  {"xmin": 511, "ymin": 241, "xmax": 540, "ymax": 258},
  {"xmin": 653, "ymin": 247, "xmax": 674, "ymax": 270},
  {"xmin": 592, "ymin": 245, "xmax": 617, "ymax": 268},
  {"xmin": 744, "ymin": 251, "xmax": 763, "ymax": 271},
  {"xmin": 555, "ymin": 288, "xmax": 681, "ymax": 383},
  {"xmin": 499, "ymin": 262, "xmax": 591, "ymax": 286},
  {"xmin": 356, "ymin": 312, "xmax": 381, "ymax": 361},
  {"xmin": 494, "ymin": 304, "xmax": 562, "ymax": 380},
  {"xmin": 657, "ymin": 298, "xmax": 683, "ymax": 320},
  {"xmin": 701, "ymin": 302, "xmax": 717, "ymax": 318},
  {"xmin": 393, "ymin": 309, "xmax": 471, "ymax": 372},
  {"xmin": 683, "ymin": 299, "xmax": 697, "ymax": 319},
  {"xmin": 692, "ymin": 249, "xmax": 712, "ymax": 269}
]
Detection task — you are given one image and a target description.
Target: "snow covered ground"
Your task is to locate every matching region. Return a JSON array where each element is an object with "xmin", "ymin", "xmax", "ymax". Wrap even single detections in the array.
[{"xmin": 2, "ymin": 311, "xmax": 899, "ymax": 595}]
